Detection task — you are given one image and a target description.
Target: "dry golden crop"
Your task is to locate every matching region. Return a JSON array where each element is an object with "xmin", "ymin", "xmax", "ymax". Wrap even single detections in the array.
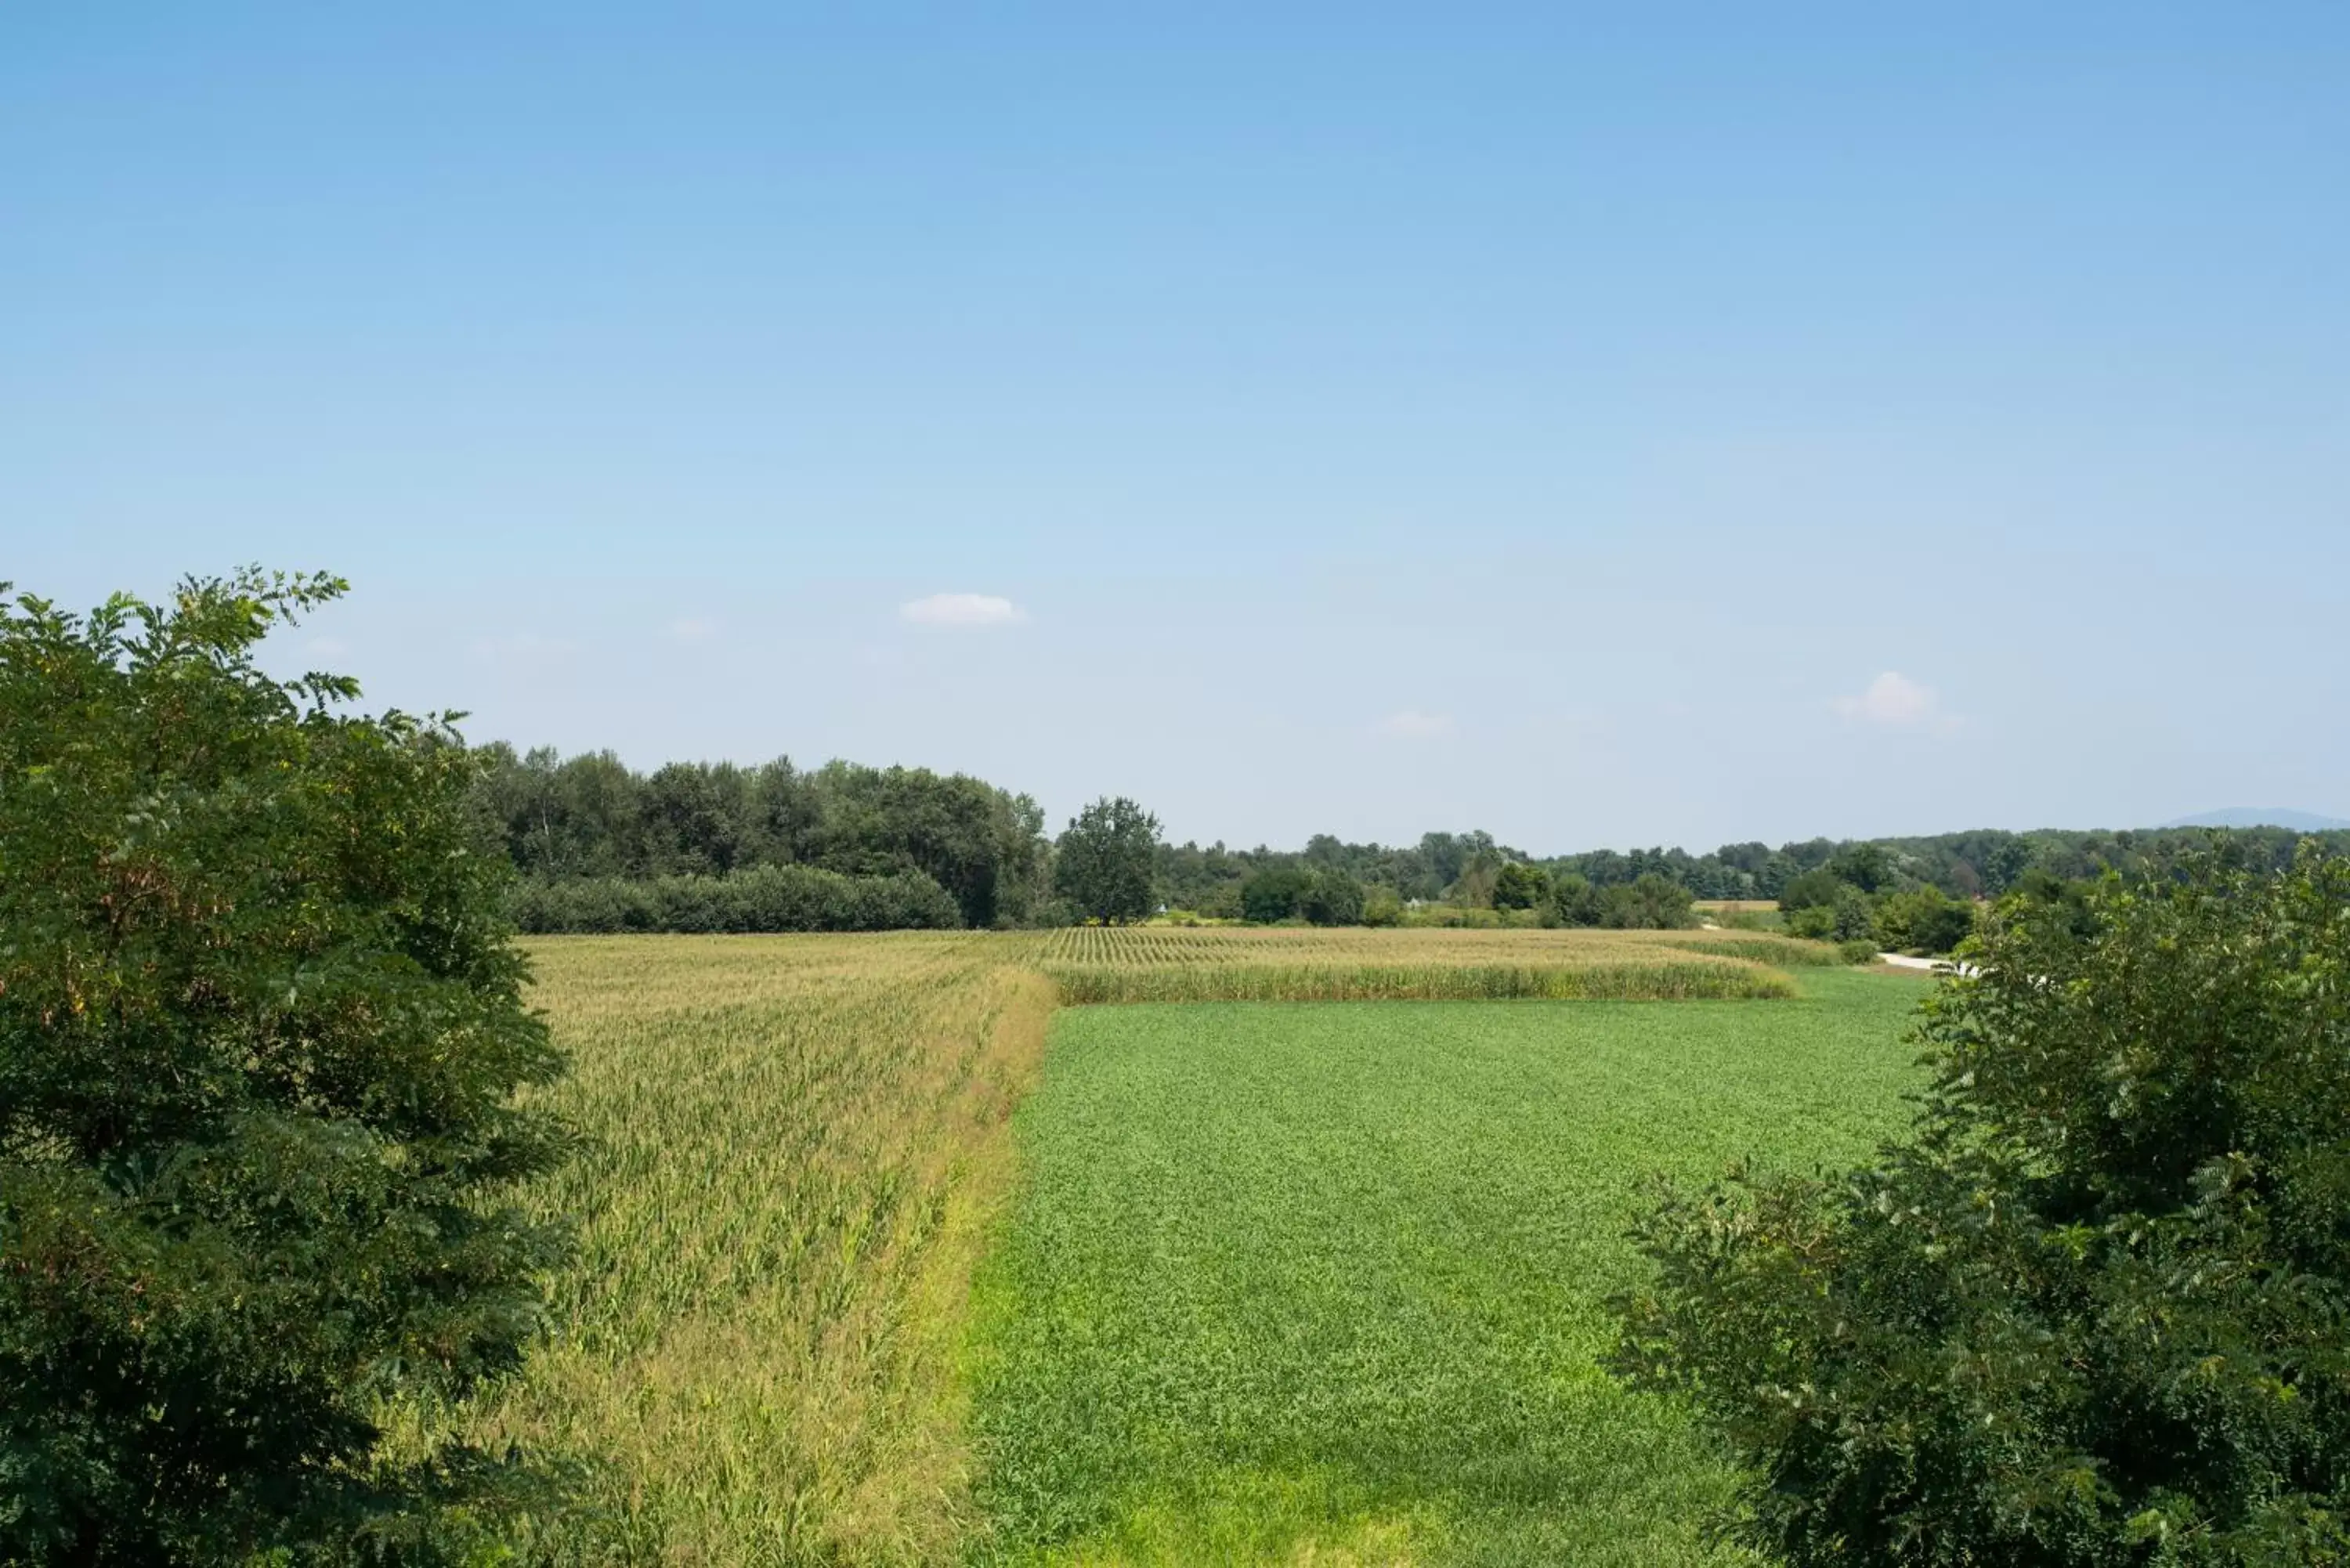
[
  {"xmin": 433, "ymin": 934, "xmax": 1050, "ymax": 1564},
  {"xmin": 1035, "ymin": 923, "xmax": 1806, "ymax": 1002}
]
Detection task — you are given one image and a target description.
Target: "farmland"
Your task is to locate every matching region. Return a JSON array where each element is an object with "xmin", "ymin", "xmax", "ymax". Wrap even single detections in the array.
[
  {"xmin": 440, "ymin": 930, "xmax": 1923, "ymax": 1563},
  {"xmin": 1036, "ymin": 923, "xmax": 1805, "ymax": 1003},
  {"xmin": 435, "ymin": 934, "xmax": 1053, "ymax": 1563},
  {"xmin": 965, "ymin": 974, "xmax": 1925, "ymax": 1563}
]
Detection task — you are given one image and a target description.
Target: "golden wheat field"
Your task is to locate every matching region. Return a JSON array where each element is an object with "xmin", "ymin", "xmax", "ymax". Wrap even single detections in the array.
[
  {"xmin": 1037, "ymin": 922, "xmax": 1810, "ymax": 1001},
  {"xmin": 436, "ymin": 934, "xmax": 1051, "ymax": 1564},
  {"xmin": 428, "ymin": 924, "xmax": 1843, "ymax": 1563}
]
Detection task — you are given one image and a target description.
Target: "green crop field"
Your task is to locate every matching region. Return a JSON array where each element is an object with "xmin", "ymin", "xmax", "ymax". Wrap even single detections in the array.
[{"xmin": 965, "ymin": 972, "xmax": 1928, "ymax": 1566}]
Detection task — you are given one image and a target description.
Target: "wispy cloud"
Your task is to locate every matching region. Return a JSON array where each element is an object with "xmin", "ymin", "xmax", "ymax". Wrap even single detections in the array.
[
  {"xmin": 899, "ymin": 591, "xmax": 1027, "ymax": 629},
  {"xmin": 1372, "ymin": 709, "xmax": 1454, "ymax": 740},
  {"xmin": 1835, "ymin": 671, "xmax": 1954, "ymax": 730},
  {"xmin": 667, "ymin": 616, "xmax": 718, "ymax": 645},
  {"xmin": 470, "ymin": 631, "xmax": 580, "ymax": 667}
]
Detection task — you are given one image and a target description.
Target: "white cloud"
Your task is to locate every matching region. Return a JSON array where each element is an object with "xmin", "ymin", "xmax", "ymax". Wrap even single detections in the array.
[
  {"xmin": 1835, "ymin": 671, "xmax": 1948, "ymax": 728},
  {"xmin": 1372, "ymin": 709, "xmax": 1455, "ymax": 740},
  {"xmin": 667, "ymin": 616, "xmax": 718, "ymax": 645},
  {"xmin": 898, "ymin": 591, "xmax": 1026, "ymax": 629}
]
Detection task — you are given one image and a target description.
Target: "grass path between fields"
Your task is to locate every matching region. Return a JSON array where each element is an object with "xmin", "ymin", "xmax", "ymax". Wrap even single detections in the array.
[{"xmin": 964, "ymin": 971, "xmax": 1929, "ymax": 1566}]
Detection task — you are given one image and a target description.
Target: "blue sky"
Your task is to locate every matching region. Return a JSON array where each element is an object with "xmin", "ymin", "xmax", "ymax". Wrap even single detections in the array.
[{"xmin": 6, "ymin": 4, "xmax": 2346, "ymax": 851}]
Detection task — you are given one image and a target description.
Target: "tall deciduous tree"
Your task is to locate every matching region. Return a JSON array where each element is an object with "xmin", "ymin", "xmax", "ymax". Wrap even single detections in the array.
[
  {"xmin": 1614, "ymin": 850, "xmax": 2350, "ymax": 1564},
  {"xmin": 1054, "ymin": 797, "xmax": 1160, "ymax": 923},
  {"xmin": 0, "ymin": 571, "xmax": 573, "ymax": 1563}
]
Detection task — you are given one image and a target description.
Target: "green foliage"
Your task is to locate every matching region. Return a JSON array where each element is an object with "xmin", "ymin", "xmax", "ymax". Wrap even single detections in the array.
[
  {"xmin": 1828, "ymin": 881, "xmax": 1878, "ymax": 941},
  {"xmin": 1241, "ymin": 865, "xmax": 1311, "ymax": 923},
  {"xmin": 1596, "ymin": 874, "xmax": 1698, "ymax": 930},
  {"xmin": 1790, "ymin": 880, "xmax": 1879, "ymax": 942},
  {"xmin": 1614, "ymin": 851, "xmax": 2350, "ymax": 1565},
  {"xmin": 1547, "ymin": 872, "xmax": 1602, "ymax": 927},
  {"xmin": 1873, "ymin": 884, "xmax": 1976, "ymax": 955},
  {"xmin": 1195, "ymin": 880, "xmax": 1245, "ymax": 921},
  {"xmin": 0, "ymin": 572, "xmax": 572, "ymax": 1563},
  {"xmin": 1055, "ymin": 797, "xmax": 1161, "ymax": 924},
  {"xmin": 1778, "ymin": 865, "xmax": 1846, "ymax": 916},
  {"xmin": 1237, "ymin": 868, "xmax": 1368, "ymax": 927},
  {"xmin": 473, "ymin": 747, "xmax": 1049, "ymax": 927},
  {"xmin": 1491, "ymin": 860, "xmax": 1549, "ymax": 910},
  {"xmin": 1835, "ymin": 936, "xmax": 1880, "ymax": 964},
  {"xmin": 1296, "ymin": 869, "xmax": 1366, "ymax": 927},
  {"xmin": 510, "ymin": 863, "xmax": 960, "ymax": 934},
  {"xmin": 1448, "ymin": 847, "xmax": 1506, "ymax": 909},
  {"xmin": 1360, "ymin": 885, "xmax": 1404, "ymax": 927},
  {"xmin": 970, "ymin": 976, "xmax": 1924, "ymax": 1562},
  {"xmin": 1825, "ymin": 840, "xmax": 1894, "ymax": 893}
]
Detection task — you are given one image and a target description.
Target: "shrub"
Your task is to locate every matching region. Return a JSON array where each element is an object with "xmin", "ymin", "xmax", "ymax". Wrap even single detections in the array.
[
  {"xmin": 1874, "ymin": 885, "xmax": 1976, "ymax": 955},
  {"xmin": 1241, "ymin": 866, "xmax": 1311, "ymax": 923},
  {"xmin": 1777, "ymin": 865, "xmax": 1846, "ymax": 916},
  {"xmin": 0, "ymin": 572, "xmax": 573, "ymax": 1563},
  {"xmin": 1614, "ymin": 850, "xmax": 2350, "ymax": 1564},
  {"xmin": 1835, "ymin": 937, "xmax": 1878, "ymax": 964},
  {"xmin": 1546, "ymin": 872, "xmax": 1604, "ymax": 927},
  {"xmin": 510, "ymin": 863, "xmax": 960, "ymax": 934},
  {"xmin": 1361, "ymin": 886, "xmax": 1404, "ymax": 927},
  {"xmin": 1491, "ymin": 861, "xmax": 1549, "ymax": 910},
  {"xmin": 1784, "ymin": 902, "xmax": 1835, "ymax": 940},
  {"xmin": 1827, "ymin": 881, "xmax": 1878, "ymax": 941},
  {"xmin": 1195, "ymin": 880, "xmax": 1245, "ymax": 920},
  {"xmin": 1297, "ymin": 869, "xmax": 1366, "ymax": 927},
  {"xmin": 1596, "ymin": 873, "xmax": 1697, "ymax": 930}
]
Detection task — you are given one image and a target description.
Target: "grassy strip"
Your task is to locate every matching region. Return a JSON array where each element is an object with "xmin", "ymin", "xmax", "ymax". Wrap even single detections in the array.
[
  {"xmin": 1042, "ymin": 959, "xmax": 1795, "ymax": 1004},
  {"xmin": 967, "ymin": 974, "xmax": 1928, "ymax": 1564}
]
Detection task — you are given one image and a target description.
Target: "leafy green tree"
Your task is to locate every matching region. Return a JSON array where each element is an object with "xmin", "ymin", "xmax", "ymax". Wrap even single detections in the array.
[
  {"xmin": 1875, "ymin": 885, "xmax": 1976, "ymax": 955},
  {"xmin": 1054, "ymin": 796, "xmax": 1160, "ymax": 923},
  {"xmin": 0, "ymin": 571, "xmax": 573, "ymax": 1563},
  {"xmin": 1241, "ymin": 865, "xmax": 1310, "ymax": 923},
  {"xmin": 1614, "ymin": 850, "xmax": 2350, "ymax": 1565},
  {"xmin": 1828, "ymin": 880, "xmax": 1878, "ymax": 942},
  {"xmin": 1449, "ymin": 847, "xmax": 1506, "ymax": 909},
  {"xmin": 1491, "ymin": 861, "xmax": 1550, "ymax": 910},
  {"xmin": 1826, "ymin": 840, "xmax": 1895, "ymax": 893},
  {"xmin": 1546, "ymin": 872, "xmax": 1603, "ymax": 927},
  {"xmin": 1297, "ymin": 869, "xmax": 1365, "ymax": 927},
  {"xmin": 1195, "ymin": 880, "xmax": 1246, "ymax": 920},
  {"xmin": 1778, "ymin": 865, "xmax": 1846, "ymax": 916},
  {"xmin": 1361, "ymin": 885, "xmax": 1404, "ymax": 927},
  {"xmin": 1596, "ymin": 873, "xmax": 1697, "ymax": 930}
]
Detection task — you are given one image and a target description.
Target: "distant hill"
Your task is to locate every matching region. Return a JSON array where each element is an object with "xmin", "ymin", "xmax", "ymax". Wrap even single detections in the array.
[{"xmin": 2162, "ymin": 807, "xmax": 2350, "ymax": 832}]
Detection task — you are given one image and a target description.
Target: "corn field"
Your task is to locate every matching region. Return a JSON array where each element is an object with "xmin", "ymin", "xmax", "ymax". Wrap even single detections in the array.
[{"xmin": 1036, "ymin": 923, "xmax": 1813, "ymax": 1002}]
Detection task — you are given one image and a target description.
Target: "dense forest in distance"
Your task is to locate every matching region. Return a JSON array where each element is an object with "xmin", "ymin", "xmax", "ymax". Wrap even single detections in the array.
[{"xmin": 472, "ymin": 744, "xmax": 2348, "ymax": 931}]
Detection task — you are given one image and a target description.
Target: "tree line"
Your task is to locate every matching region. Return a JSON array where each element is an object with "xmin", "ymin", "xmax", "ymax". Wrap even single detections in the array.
[
  {"xmin": 471, "ymin": 745, "xmax": 1052, "ymax": 930},
  {"xmin": 476, "ymin": 745, "xmax": 2350, "ymax": 935}
]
